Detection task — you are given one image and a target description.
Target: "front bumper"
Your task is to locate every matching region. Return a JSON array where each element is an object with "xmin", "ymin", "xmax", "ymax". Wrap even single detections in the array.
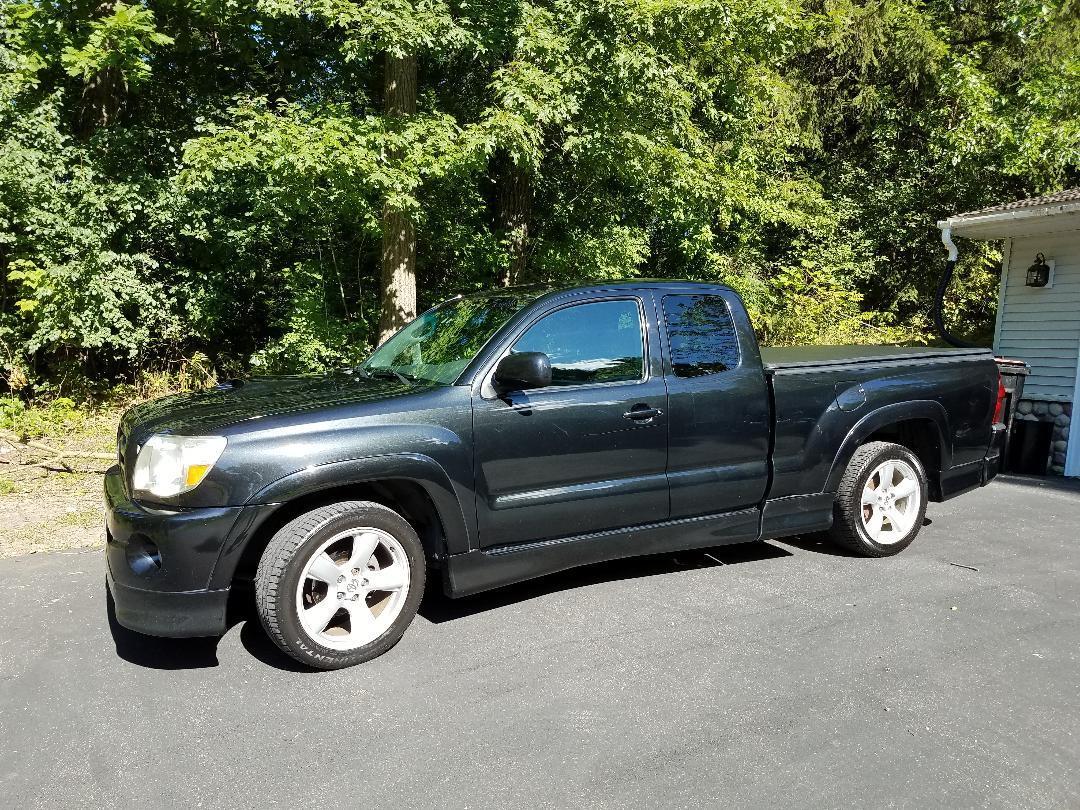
[
  {"xmin": 106, "ymin": 568, "xmax": 230, "ymax": 637},
  {"xmin": 104, "ymin": 465, "xmax": 242, "ymax": 638}
]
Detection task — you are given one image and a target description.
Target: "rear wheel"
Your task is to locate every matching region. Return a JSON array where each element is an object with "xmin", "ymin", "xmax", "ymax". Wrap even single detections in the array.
[
  {"xmin": 827, "ymin": 441, "xmax": 927, "ymax": 557},
  {"xmin": 255, "ymin": 501, "xmax": 426, "ymax": 669}
]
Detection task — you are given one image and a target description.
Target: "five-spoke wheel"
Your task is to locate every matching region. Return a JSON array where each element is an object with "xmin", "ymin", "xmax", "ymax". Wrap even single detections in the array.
[
  {"xmin": 256, "ymin": 501, "xmax": 425, "ymax": 669},
  {"xmin": 828, "ymin": 441, "xmax": 928, "ymax": 556},
  {"xmin": 859, "ymin": 458, "xmax": 922, "ymax": 545},
  {"xmin": 295, "ymin": 528, "xmax": 411, "ymax": 650}
]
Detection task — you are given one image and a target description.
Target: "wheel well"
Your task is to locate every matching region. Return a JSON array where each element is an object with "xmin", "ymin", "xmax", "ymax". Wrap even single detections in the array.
[
  {"xmin": 231, "ymin": 480, "xmax": 448, "ymax": 585},
  {"xmin": 866, "ymin": 418, "xmax": 944, "ymax": 477}
]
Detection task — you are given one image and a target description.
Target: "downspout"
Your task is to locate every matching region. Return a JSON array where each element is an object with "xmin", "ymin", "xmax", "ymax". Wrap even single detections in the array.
[{"xmin": 934, "ymin": 227, "xmax": 976, "ymax": 348}]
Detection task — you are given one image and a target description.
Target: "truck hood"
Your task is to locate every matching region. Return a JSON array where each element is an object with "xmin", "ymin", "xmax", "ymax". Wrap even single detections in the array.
[{"xmin": 119, "ymin": 373, "xmax": 416, "ymax": 440}]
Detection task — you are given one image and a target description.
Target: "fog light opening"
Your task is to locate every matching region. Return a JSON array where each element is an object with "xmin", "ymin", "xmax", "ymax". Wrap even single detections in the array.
[{"xmin": 126, "ymin": 535, "xmax": 162, "ymax": 576}]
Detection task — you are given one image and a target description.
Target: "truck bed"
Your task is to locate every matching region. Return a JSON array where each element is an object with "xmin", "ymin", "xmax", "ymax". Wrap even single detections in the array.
[
  {"xmin": 762, "ymin": 342, "xmax": 999, "ymax": 508},
  {"xmin": 761, "ymin": 345, "xmax": 991, "ymax": 372}
]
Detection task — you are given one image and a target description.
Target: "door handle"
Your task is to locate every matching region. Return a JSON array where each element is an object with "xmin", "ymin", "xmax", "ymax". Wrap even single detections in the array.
[{"xmin": 623, "ymin": 405, "xmax": 663, "ymax": 421}]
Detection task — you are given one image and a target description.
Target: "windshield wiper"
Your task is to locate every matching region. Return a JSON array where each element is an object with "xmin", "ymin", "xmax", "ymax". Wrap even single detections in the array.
[{"xmin": 366, "ymin": 367, "xmax": 415, "ymax": 386}]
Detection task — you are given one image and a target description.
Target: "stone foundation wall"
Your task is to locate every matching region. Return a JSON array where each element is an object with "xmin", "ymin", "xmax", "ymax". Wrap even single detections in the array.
[{"xmin": 1014, "ymin": 399, "xmax": 1072, "ymax": 475}]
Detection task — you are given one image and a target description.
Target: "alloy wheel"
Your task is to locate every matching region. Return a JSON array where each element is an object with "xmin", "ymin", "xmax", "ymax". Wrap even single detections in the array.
[
  {"xmin": 293, "ymin": 527, "xmax": 411, "ymax": 650},
  {"xmin": 860, "ymin": 459, "xmax": 921, "ymax": 544}
]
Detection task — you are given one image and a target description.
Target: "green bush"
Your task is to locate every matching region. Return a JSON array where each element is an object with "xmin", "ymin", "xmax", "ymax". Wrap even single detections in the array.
[{"xmin": 0, "ymin": 395, "xmax": 84, "ymax": 440}]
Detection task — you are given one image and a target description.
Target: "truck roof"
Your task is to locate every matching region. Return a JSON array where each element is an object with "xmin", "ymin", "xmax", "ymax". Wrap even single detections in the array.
[{"xmin": 496, "ymin": 279, "xmax": 733, "ymax": 297}]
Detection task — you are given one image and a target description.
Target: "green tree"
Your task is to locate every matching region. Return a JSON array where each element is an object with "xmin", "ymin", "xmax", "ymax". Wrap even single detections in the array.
[{"xmin": 0, "ymin": 0, "xmax": 1077, "ymax": 393}]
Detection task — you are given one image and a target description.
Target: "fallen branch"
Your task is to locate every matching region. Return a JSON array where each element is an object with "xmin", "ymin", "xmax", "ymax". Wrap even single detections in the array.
[{"xmin": 0, "ymin": 430, "xmax": 114, "ymax": 473}]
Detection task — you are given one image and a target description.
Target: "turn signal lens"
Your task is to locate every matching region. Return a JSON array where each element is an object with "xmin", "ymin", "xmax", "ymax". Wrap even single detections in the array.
[{"xmin": 185, "ymin": 464, "xmax": 212, "ymax": 487}]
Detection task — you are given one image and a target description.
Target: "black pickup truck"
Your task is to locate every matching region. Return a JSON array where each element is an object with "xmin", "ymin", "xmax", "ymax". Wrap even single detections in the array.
[{"xmin": 106, "ymin": 281, "xmax": 1006, "ymax": 669}]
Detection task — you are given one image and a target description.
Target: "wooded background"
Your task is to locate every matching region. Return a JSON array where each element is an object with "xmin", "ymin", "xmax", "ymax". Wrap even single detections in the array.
[{"xmin": 1, "ymin": 0, "xmax": 1077, "ymax": 396}]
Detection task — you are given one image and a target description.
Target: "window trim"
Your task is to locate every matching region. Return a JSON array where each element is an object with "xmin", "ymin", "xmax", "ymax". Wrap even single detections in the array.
[
  {"xmin": 481, "ymin": 295, "xmax": 651, "ymax": 397},
  {"xmin": 660, "ymin": 293, "xmax": 744, "ymax": 379}
]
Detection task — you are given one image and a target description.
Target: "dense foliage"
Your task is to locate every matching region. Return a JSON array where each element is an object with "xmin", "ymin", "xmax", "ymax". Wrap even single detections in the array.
[{"xmin": 1, "ymin": 0, "xmax": 1077, "ymax": 392}]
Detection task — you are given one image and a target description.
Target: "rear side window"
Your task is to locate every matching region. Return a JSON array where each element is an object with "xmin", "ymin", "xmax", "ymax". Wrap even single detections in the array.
[
  {"xmin": 662, "ymin": 294, "xmax": 740, "ymax": 378},
  {"xmin": 512, "ymin": 299, "xmax": 645, "ymax": 386}
]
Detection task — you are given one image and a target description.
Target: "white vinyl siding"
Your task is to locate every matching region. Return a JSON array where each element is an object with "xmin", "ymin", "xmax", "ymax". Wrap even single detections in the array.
[{"xmin": 995, "ymin": 230, "xmax": 1080, "ymax": 402}]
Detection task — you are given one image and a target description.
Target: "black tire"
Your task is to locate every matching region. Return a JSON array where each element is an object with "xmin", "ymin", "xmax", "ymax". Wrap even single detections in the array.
[
  {"xmin": 826, "ymin": 441, "xmax": 928, "ymax": 557},
  {"xmin": 255, "ymin": 501, "xmax": 426, "ymax": 670}
]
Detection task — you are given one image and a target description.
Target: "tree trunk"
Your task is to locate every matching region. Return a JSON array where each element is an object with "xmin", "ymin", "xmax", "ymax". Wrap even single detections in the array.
[
  {"xmin": 494, "ymin": 150, "xmax": 532, "ymax": 287},
  {"xmin": 76, "ymin": 1, "xmax": 126, "ymax": 136},
  {"xmin": 377, "ymin": 53, "xmax": 418, "ymax": 344}
]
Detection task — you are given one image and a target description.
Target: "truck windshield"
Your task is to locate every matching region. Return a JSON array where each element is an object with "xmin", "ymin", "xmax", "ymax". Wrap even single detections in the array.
[{"xmin": 361, "ymin": 293, "xmax": 536, "ymax": 385}]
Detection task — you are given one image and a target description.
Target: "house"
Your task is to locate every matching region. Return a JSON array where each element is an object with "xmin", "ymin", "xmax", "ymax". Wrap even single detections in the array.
[{"xmin": 938, "ymin": 188, "xmax": 1080, "ymax": 477}]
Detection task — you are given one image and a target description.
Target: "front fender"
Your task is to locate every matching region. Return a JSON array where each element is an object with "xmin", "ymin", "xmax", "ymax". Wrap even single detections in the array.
[
  {"xmin": 824, "ymin": 400, "xmax": 951, "ymax": 493},
  {"xmin": 207, "ymin": 452, "xmax": 474, "ymax": 590},
  {"xmin": 253, "ymin": 452, "xmax": 472, "ymax": 554}
]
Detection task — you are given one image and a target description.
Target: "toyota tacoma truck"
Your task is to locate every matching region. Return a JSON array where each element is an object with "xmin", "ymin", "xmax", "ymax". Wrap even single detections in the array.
[{"xmin": 106, "ymin": 281, "xmax": 1007, "ymax": 669}]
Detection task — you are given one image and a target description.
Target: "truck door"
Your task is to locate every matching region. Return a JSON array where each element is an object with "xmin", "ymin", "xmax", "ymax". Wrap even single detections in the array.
[
  {"xmin": 659, "ymin": 292, "xmax": 771, "ymax": 517},
  {"xmin": 472, "ymin": 294, "xmax": 669, "ymax": 548}
]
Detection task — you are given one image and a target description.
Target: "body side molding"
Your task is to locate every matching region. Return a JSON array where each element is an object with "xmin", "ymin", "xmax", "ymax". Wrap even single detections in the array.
[{"xmin": 446, "ymin": 508, "xmax": 761, "ymax": 597}]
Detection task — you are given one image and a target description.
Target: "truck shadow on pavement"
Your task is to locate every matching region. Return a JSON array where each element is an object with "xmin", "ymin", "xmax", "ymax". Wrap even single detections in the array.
[
  {"xmin": 107, "ymin": 582, "xmax": 313, "ymax": 672},
  {"xmin": 418, "ymin": 541, "xmax": 793, "ymax": 624},
  {"xmin": 106, "ymin": 586, "xmax": 223, "ymax": 670},
  {"xmin": 107, "ymin": 542, "xmax": 800, "ymax": 672}
]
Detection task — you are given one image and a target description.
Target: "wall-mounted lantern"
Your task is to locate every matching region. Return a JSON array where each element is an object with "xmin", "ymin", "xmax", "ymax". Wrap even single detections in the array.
[{"xmin": 1026, "ymin": 253, "xmax": 1051, "ymax": 288}]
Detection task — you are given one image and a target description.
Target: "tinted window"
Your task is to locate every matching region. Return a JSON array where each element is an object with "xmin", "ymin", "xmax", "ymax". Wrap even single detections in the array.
[
  {"xmin": 662, "ymin": 295, "xmax": 740, "ymax": 377},
  {"xmin": 512, "ymin": 299, "xmax": 645, "ymax": 386}
]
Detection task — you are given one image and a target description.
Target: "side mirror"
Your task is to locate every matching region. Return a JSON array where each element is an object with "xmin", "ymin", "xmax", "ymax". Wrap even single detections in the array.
[{"xmin": 493, "ymin": 352, "xmax": 552, "ymax": 392}]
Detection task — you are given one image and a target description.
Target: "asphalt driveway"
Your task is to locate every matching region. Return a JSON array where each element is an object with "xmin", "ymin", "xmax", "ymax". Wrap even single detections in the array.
[{"xmin": 2, "ymin": 474, "xmax": 1079, "ymax": 808}]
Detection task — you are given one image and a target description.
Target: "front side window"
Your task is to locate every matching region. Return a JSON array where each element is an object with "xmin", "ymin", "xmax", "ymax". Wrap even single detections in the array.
[
  {"xmin": 511, "ymin": 299, "xmax": 645, "ymax": 386},
  {"xmin": 662, "ymin": 294, "xmax": 740, "ymax": 378}
]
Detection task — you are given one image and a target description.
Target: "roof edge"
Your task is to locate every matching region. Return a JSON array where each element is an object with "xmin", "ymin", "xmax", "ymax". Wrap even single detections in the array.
[{"xmin": 937, "ymin": 201, "xmax": 1080, "ymax": 235}]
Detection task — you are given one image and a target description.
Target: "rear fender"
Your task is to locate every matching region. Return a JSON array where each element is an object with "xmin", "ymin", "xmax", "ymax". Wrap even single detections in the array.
[{"xmin": 824, "ymin": 401, "xmax": 951, "ymax": 494}]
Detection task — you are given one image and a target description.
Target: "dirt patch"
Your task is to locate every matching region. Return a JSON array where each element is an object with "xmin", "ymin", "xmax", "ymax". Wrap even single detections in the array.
[
  {"xmin": 0, "ymin": 410, "xmax": 116, "ymax": 559},
  {"xmin": 0, "ymin": 471, "xmax": 104, "ymax": 558}
]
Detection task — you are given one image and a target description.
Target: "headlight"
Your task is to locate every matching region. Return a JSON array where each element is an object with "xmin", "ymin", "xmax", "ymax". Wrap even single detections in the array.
[{"xmin": 131, "ymin": 434, "xmax": 227, "ymax": 499}]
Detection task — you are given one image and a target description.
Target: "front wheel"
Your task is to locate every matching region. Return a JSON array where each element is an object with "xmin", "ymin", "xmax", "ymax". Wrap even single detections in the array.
[
  {"xmin": 255, "ymin": 501, "xmax": 426, "ymax": 669},
  {"xmin": 827, "ymin": 441, "xmax": 928, "ymax": 557}
]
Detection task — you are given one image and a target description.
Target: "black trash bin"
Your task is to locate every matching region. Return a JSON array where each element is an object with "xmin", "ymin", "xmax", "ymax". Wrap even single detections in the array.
[{"xmin": 1007, "ymin": 420, "xmax": 1053, "ymax": 475}]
